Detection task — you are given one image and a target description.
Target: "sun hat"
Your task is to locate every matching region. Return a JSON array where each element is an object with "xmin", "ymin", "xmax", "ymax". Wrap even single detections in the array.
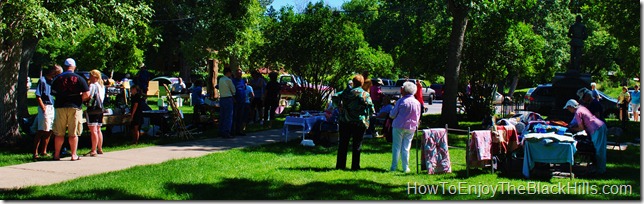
[
  {"xmin": 563, "ymin": 99, "xmax": 580, "ymax": 109},
  {"xmin": 64, "ymin": 58, "xmax": 76, "ymax": 67}
]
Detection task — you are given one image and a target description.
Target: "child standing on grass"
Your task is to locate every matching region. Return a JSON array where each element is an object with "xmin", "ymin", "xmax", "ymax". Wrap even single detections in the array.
[{"xmin": 129, "ymin": 85, "xmax": 151, "ymax": 144}]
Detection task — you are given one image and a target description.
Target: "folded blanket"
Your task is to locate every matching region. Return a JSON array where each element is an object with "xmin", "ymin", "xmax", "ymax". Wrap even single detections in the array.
[
  {"xmin": 471, "ymin": 130, "xmax": 492, "ymax": 160},
  {"xmin": 523, "ymin": 132, "xmax": 576, "ymax": 143}
]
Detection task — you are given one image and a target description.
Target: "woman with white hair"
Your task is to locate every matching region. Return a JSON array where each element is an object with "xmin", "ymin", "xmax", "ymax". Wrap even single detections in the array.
[
  {"xmin": 564, "ymin": 99, "xmax": 607, "ymax": 174},
  {"xmin": 388, "ymin": 81, "xmax": 421, "ymax": 173},
  {"xmin": 590, "ymin": 82, "xmax": 601, "ymax": 101}
]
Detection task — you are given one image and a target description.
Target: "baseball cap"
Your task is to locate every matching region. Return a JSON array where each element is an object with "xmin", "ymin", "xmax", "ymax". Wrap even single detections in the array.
[
  {"xmin": 64, "ymin": 58, "xmax": 76, "ymax": 67},
  {"xmin": 563, "ymin": 99, "xmax": 580, "ymax": 109}
]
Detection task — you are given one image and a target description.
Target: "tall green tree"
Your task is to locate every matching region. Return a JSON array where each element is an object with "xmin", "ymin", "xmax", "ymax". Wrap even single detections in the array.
[
  {"xmin": 582, "ymin": 0, "xmax": 640, "ymax": 78},
  {"xmin": 440, "ymin": 0, "xmax": 471, "ymax": 127},
  {"xmin": 0, "ymin": 0, "xmax": 153, "ymax": 145},
  {"xmin": 260, "ymin": 2, "xmax": 393, "ymax": 110}
]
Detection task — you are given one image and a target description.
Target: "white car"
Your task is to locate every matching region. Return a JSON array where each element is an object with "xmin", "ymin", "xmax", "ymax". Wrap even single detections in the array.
[{"xmin": 493, "ymin": 92, "xmax": 504, "ymax": 105}]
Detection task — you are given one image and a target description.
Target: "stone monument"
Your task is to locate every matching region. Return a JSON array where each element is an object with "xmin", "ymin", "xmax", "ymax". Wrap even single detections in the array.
[{"xmin": 568, "ymin": 15, "xmax": 588, "ymax": 71}]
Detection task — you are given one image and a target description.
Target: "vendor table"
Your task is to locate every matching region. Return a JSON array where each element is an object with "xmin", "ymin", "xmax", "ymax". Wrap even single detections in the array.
[
  {"xmin": 522, "ymin": 133, "xmax": 577, "ymax": 179},
  {"xmin": 282, "ymin": 115, "xmax": 326, "ymax": 142},
  {"xmin": 142, "ymin": 110, "xmax": 173, "ymax": 134},
  {"xmin": 102, "ymin": 114, "xmax": 131, "ymax": 137}
]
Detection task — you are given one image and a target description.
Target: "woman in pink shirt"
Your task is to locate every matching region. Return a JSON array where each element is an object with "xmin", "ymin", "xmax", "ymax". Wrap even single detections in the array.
[
  {"xmin": 388, "ymin": 81, "xmax": 421, "ymax": 173},
  {"xmin": 564, "ymin": 99, "xmax": 607, "ymax": 174}
]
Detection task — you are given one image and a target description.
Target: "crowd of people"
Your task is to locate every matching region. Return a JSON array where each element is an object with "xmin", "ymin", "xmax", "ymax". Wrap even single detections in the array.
[
  {"xmin": 215, "ymin": 66, "xmax": 282, "ymax": 138},
  {"xmin": 29, "ymin": 58, "xmax": 639, "ymax": 176}
]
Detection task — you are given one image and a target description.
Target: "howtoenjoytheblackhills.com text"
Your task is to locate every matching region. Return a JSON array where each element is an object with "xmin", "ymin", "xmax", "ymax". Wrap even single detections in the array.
[{"xmin": 407, "ymin": 182, "xmax": 633, "ymax": 198}]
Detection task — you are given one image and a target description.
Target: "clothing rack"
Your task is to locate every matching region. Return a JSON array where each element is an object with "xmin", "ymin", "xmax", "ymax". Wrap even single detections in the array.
[
  {"xmin": 415, "ymin": 124, "xmax": 470, "ymax": 174},
  {"xmin": 446, "ymin": 124, "xmax": 478, "ymax": 176}
]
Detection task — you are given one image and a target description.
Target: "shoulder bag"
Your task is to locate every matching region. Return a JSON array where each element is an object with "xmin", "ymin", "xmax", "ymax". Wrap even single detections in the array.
[{"xmin": 86, "ymin": 87, "xmax": 105, "ymax": 115}]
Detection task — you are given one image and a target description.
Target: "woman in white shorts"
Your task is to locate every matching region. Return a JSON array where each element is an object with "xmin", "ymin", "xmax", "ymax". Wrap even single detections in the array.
[
  {"xmin": 85, "ymin": 70, "xmax": 106, "ymax": 156},
  {"xmin": 631, "ymin": 85, "xmax": 640, "ymax": 122}
]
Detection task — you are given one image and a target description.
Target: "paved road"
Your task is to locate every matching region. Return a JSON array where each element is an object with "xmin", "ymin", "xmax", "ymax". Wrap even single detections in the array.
[{"xmin": 0, "ymin": 128, "xmax": 285, "ymax": 190}]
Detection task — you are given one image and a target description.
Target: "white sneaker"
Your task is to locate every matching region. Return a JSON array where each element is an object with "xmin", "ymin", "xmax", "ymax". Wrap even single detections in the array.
[{"xmin": 404, "ymin": 168, "xmax": 411, "ymax": 173}]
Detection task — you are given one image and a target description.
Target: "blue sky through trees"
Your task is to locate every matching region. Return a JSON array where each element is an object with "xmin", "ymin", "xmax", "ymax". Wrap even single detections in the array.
[{"xmin": 269, "ymin": 0, "xmax": 346, "ymax": 10}]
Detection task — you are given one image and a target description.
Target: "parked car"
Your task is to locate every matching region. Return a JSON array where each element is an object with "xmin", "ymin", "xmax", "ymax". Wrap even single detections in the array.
[
  {"xmin": 523, "ymin": 87, "xmax": 536, "ymax": 109},
  {"xmin": 526, "ymin": 84, "xmax": 619, "ymax": 117},
  {"xmin": 493, "ymin": 92, "xmax": 504, "ymax": 105},
  {"xmin": 151, "ymin": 76, "xmax": 180, "ymax": 87},
  {"xmin": 430, "ymin": 84, "xmax": 444, "ymax": 100},
  {"xmin": 278, "ymin": 74, "xmax": 333, "ymax": 105},
  {"xmin": 373, "ymin": 78, "xmax": 395, "ymax": 87},
  {"xmin": 381, "ymin": 79, "xmax": 435, "ymax": 104}
]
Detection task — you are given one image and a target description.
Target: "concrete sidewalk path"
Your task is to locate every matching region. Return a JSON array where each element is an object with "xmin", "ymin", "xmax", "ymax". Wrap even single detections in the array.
[{"xmin": 0, "ymin": 128, "xmax": 286, "ymax": 190}]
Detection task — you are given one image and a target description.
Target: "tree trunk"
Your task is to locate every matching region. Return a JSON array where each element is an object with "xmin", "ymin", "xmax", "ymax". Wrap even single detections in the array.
[
  {"xmin": 18, "ymin": 37, "xmax": 38, "ymax": 119},
  {"xmin": 207, "ymin": 59, "xmax": 220, "ymax": 98},
  {"xmin": 179, "ymin": 52, "xmax": 190, "ymax": 83},
  {"xmin": 440, "ymin": 0, "xmax": 470, "ymax": 128},
  {"xmin": 0, "ymin": 38, "xmax": 24, "ymax": 146},
  {"xmin": 508, "ymin": 72, "xmax": 519, "ymax": 98}
]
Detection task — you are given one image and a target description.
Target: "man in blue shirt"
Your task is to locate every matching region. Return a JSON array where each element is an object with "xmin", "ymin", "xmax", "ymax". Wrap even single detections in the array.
[
  {"xmin": 136, "ymin": 63, "xmax": 152, "ymax": 94},
  {"xmin": 232, "ymin": 68, "xmax": 247, "ymax": 136},
  {"xmin": 33, "ymin": 65, "xmax": 63, "ymax": 159}
]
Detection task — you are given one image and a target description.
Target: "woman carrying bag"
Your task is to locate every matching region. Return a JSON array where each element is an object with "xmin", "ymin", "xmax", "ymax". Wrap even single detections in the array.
[{"xmin": 85, "ymin": 70, "xmax": 106, "ymax": 156}]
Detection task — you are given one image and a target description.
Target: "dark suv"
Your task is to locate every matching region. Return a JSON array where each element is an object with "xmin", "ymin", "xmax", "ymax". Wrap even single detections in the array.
[
  {"xmin": 526, "ymin": 84, "xmax": 620, "ymax": 118},
  {"xmin": 526, "ymin": 84, "xmax": 555, "ymax": 115}
]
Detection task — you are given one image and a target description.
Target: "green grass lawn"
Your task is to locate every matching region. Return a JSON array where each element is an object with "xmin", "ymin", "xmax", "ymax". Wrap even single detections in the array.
[{"xmin": 0, "ymin": 127, "xmax": 639, "ymax": 200}]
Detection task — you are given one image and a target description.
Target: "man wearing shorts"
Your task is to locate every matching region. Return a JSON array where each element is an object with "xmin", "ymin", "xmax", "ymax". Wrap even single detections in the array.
[
  {"xmin": 33, "ymin": 65, "xmax": 63, "ymax": 159},
  {"xmin": 51, "ymin": 58, "xmax": 90, "ymax": 161}
]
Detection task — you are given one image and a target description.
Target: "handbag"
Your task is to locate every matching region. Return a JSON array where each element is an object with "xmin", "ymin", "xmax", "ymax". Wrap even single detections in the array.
[{"xmin": 86, "ymin": 87, "xmax": 105, "ymax": 115}]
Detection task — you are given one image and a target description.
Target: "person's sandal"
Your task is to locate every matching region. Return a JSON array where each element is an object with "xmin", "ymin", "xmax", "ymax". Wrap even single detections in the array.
[
  {"xmin": 71, "ymin": 155, "xmax": 81, "ymax": 161},
  {"xmin": 83, "ymin": 152, "xmax": 97, "ymax": 157},
  {"xmin": 97, "ymin": 150, "xmax": 103, "ymax": 154},
  {"xmin": 32, "ymin": 154, "xmax": 39, "ymax": 160}
]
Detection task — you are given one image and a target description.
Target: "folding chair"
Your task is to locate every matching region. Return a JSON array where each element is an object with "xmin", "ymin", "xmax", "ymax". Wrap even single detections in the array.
[{"xmin": 146, "ymin": 81, "xmax": 160, "ymax": 98}]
